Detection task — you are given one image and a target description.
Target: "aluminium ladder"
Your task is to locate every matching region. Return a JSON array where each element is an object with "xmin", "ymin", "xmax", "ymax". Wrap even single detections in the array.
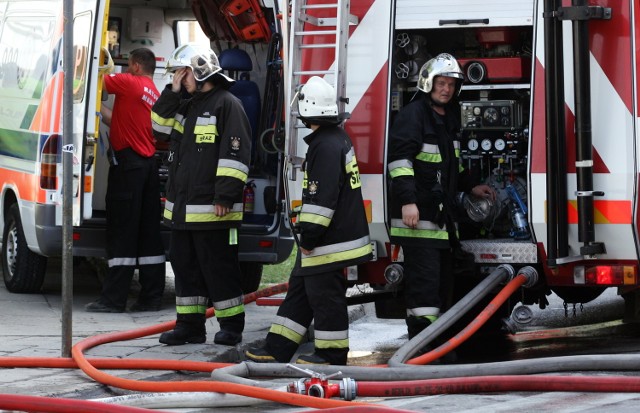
[{"xmin": 283, "ymin": 0, "xmax": 357, "ymax": 178}]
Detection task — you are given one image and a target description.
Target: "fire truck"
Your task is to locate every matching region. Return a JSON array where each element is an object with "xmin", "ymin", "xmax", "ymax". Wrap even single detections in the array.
[
  {"xmin": 2, "ymin": 0, "xmax": 638, "ymax": 326},
  {"xmin": 280, "ymin": 0, "xmax": 640, "ymax": 322}
]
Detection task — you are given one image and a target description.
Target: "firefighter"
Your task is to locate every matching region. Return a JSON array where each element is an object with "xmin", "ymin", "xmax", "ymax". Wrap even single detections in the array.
[
  {"xmin": 387, "ymin": 53, "xmax": 495, "ymax": 341},
  {"xmin": 151, "ymin": 44, "xmax": 251, "ymax": 346},
  {"xmin": 85, "ymin": 48, "xmax": 166, "ymax": 313},
  {"xmin": 245, "ymin": 76, "xmax": 373, "ymax": 365}
]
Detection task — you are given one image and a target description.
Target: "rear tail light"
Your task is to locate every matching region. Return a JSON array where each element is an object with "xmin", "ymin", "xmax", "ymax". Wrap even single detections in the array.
[
  {"xmin": 40, "ymin": 134, "xmax": 61, "ymax": 189},
  {"xmin": 584, "ymin": 265, "xmax": 637, "ymax": 285}
]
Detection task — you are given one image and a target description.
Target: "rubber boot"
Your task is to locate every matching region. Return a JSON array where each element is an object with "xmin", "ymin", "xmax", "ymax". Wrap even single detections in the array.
[
  {"xmin": 215, "ymin": 312, "xmax": 244, "ymax": 346},
  {"xmin": 159, "ymin": 313, "xmax": 206, "ymax": 345},
  {"xmin": 406, "ymin": 315, "xmax": 433, "ymax": 340}
]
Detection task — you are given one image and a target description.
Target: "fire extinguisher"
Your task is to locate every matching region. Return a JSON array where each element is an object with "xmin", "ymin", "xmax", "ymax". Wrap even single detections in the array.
[{"xmin": 243, "ymin": 180, "xmax": 255, "ymax": 214}]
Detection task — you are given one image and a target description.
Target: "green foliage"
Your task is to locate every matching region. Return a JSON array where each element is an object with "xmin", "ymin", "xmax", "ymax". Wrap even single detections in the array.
[{"xmin": 260, "ymin": 245, "xmax": 297, "ymax": 287}]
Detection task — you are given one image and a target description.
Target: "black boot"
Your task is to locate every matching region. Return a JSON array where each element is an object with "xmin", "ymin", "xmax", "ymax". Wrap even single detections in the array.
[
  {"xmin": 215, "ymin": 312, "xmax": 244, "ymax": 346},
  {"xmin": 406, "ymin": 315, "xmax": 434, "ymax": 340},
  {"xmin": 159, "ymin": 313, "xmax": 206, "ymax": 345}
]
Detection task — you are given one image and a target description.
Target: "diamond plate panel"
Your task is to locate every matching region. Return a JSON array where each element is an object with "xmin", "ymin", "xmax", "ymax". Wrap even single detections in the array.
[{"xmin": 460, "ymin": 239, "xmax": 538, "ymax": 264}]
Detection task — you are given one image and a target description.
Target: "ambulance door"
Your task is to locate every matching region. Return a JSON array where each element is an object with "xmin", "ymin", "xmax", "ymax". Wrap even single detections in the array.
[{"xmin": 70, "ymin": 0, "xmax": 107, "ymax": 226}]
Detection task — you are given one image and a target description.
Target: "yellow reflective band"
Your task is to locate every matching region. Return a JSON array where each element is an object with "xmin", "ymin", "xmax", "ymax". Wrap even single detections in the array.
[
  {"xmin": 163, "ymin": 208, "xmax": 173, "ymax": 220},
  {"xmin": 196, "ymin": 134, "xmax": 216, "ymax": 144},
  {"xmin": 217, "ymin": 167, "xmax": 248, "ymax": 182},
  {"xmin": 345, "ymin": 154, "xmax": 362, "ymax": 189},
  {"xmin": 389, "ymin": 227, "xmax": 449, "ymax": 239},
  {"xmin": 315, "ymin": 338, "xmax": 349, "ymax": 350},
  {"xmin": 301, "ymin": 243, "xmax": 372, "ymax": 268},
  {"xmin": 151, "ymin": 112, "xmax": 175, "ymax": 126},
  {"xmin": 176, "ymin": 304, "xmax": 207, "ymax": 314},
  {"xmin": 229, "ymin": 228, "xmax": 238, "ymax": 245},
  {"xmin": 194, "ymin": 124, "xmax": 218, "ymax": 135},
  {"xmin": 421, "ymin": 314, "xmax": 439, "ymax": 323},
  {"xmin": 185, "ymin": 211, "xmax": 243, "ymax": 223},
  {"xmin": 269, "ymin": 324, "xmax": 304, "ymax": 344},
  {"xmin": 299, "ymin": 212, "xmax": 331, "ymax": 227},
  {"xmin": 416, "ymin": 152, "xmax": 442, "ymax": 163},
  {"xmin": 174, "ymin": 122, "xmax": 184, "ymax": 134},
  {"xmin": 215, "ymin": 303, "xmax": 244, "ymax": 319},
  {"xmin": 389, "ymin": 167, "xmax": 414, "ymax": 178}
]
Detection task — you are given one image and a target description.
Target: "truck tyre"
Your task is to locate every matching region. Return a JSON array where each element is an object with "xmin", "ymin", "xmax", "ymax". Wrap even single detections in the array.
[
  {"xmin": 2, "ymin": 204, "xmax": 47, "ymax": 293},
  {"xmin": 239, "ymin": 261, "xmax": 263, "ymax": 294}
]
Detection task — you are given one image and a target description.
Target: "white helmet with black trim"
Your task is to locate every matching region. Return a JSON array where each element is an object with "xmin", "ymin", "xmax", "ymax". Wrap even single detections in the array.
[
  {"xmin": 297, "ymin": 76, "xmax": 338, "ymax": 119},
  {"xmin": 298, "ymin": 76, "xmax": 341, "ymax": 126},
  {"xmin": 166, "ymin": 44, "xmax": 233, "ymax": 83},
  {"xmin": 417, "ymin": 53, "xmax": 464, "ymax": 94}
]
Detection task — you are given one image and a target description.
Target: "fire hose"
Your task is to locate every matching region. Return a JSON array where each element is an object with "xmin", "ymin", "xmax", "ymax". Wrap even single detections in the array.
[{"xmin": 5, "ymin": 266, "xmax": 640, "ymax": 412}]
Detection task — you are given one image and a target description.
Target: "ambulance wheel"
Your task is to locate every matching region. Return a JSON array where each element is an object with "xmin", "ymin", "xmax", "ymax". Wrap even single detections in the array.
[
  {"xmin": 239, "ymin": 261, "xmax": 263, "ymax": 294},
  {"xmin": 2, "ymin": 204, "xmax": 47, "ymax": 293}
]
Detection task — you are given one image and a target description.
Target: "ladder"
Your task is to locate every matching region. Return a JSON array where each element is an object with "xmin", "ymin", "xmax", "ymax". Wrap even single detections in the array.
[{"xmin": 282, "ymin": 0, "xmax": 357, "ymax": 176}]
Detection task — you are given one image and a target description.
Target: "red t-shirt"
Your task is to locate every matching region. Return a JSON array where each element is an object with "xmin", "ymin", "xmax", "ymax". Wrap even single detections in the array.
[{"xmin": 104, "ymin": 73, "xmax": 159, "ymax": 157}]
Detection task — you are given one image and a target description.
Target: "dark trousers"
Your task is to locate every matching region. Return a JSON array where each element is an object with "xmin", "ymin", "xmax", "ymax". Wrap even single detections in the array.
[
  {"xmin": 169, "ymin": 229, "xmax": 244, "ymax": 333},
  {"xmin": 403, "ymin": 246, "xmax": 453, "ymax": 337},
  {"xmin": 102, "ymin": 148, "xmax": 166, "ymax": 309},
  {"xmin": 265, "ymin": 265, "xmax": 349, "ymax": 365}
]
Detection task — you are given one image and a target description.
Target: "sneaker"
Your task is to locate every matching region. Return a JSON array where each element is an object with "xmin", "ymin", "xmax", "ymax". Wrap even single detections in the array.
[
  {"xmin": 129, "ymin": 301, "xmax": 162, "ymax": 312},
  {"xmin": 245, "ymin": 347, "xmax": 278, "ymax": 363},
  {"xmin": 213, "ymin": 330, "xmax": 242, "ymax": 346},
  {"xmin": 295, "ymin": 353, "xmax": 330, "ymax": 365},
  {"xmin": 85, "ymin": 301, "xmax": 124, "ymax": 313},
  {"xmin": 158, "ymin": 330, "xmax": 206, "ymax": 345}
]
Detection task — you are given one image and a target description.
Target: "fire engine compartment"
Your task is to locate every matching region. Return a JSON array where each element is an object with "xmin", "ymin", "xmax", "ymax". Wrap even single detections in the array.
[{"xmin": 389, "ymin": 25, "xmax": 536, "ymax": 263}]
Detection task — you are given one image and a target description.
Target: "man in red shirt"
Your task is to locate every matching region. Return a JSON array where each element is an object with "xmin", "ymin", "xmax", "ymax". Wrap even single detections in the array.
[{"xmin": 86, "ymin": 48, "xmax": 166, "ymax": 313}]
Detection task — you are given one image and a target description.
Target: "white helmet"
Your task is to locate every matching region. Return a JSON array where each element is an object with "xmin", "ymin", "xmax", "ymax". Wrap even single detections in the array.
[
  {"xmin": 417, "ymin": 53, "xmax": 464, "ymax": 94},
  {"xmin": 166, "ymin": 44, "xmax": 227, "ymax": 82},
  {"xmin": 297, "ymin": 76, "xmax": 338, "ymax": 119}
]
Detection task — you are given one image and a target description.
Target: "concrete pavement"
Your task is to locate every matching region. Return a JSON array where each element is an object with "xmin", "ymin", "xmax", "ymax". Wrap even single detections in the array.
[{"xmin": 0, "ymin": 258, "xmax": 283, "ymax": 397}]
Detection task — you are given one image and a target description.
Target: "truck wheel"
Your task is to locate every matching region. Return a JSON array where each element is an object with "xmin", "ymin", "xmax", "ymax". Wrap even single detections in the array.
[
  {"xmin": 239, "ymin": 261, "xmax": 263, "ymax": 294},
  {"xmin": 2, "ymin": 204, "xmax": 47, "ymax": 293}
]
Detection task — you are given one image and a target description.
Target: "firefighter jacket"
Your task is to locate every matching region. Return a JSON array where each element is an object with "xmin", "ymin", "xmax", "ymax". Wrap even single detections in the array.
[
  {"xmin": 296, "ymin": 125, "xmax": 373, "ymax": 276},
  {"xmin": 387, "ymin": 94, "xmax": 472, "ymax": 248},
  {"xmin": 151, "ymin": 85, "xmax": 251, "ymax": 230}
]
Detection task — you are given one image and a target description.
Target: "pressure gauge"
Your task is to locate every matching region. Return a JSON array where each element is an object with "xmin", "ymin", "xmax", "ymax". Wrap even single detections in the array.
[
  {"xmin": 473, "ymin": 106, "xmax": 482, "ymax": 116},
  {"xmin": 483, "ymin": 107, "xmax": 499, "ymax": 125},
  {"xmin": 467, "ymin": 138, "xmax": 479, "ymax": 151},
  {"xmin": 494, "ymin": 138, "xmax": 506, "ymax": 151},
  {"xmin": 481, "ymin": 138, "xmax": 492, "ymax": 151}
]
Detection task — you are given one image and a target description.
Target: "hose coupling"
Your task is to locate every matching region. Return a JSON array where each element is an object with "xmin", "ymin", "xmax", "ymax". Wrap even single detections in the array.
[
  {"xmin": 516, "ymin": 265, "xmax": 539, "ymax": 288},
  {"xmin": 497, "ymin": 264, "xmax": 516, "ymax": 281},
  {"xmin": 340, "ymin": 378, "xmax": 358, "ymax": 401},
  {"xmin": 384, "ymin": 263, "xmax": 404, "ymax": 286}
]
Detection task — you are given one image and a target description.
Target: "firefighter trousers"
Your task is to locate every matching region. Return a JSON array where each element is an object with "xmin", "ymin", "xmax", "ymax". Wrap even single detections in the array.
[
  {"xmin": 403, "ymin": 246, "xmax": 453, "ymax": 338},
  {"xmin": 169, "ymin": 229, "xmax": 245, "ymax": 334},
  {"xmin": 102, "ymin": 148, "xmax": 166, "ymax": 309},
  {"xmin": 265, "ymin": 267, "xmax": 349, "ymax": 365}
]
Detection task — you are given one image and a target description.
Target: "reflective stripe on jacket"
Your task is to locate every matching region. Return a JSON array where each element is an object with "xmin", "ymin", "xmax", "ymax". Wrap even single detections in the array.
[{"xmin": 151, "ymin": 85, "xmax": 251, "ymax": 230}]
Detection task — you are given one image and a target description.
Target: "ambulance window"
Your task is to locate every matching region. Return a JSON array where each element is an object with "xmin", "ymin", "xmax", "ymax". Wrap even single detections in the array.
[
  {"xmin": 0, "ymin": 16, "xmax": 54, "ymax": 100},
  {"xmin": 72, "ymin": 12, "xmax": 92, "ymax": 103},
  {"xmin": 175, "ymin": 20, "xmax": 210, "ymax": 47}
]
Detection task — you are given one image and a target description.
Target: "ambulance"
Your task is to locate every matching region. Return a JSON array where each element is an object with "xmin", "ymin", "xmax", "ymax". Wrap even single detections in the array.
[{"xmin": 0, "ymin": 0, "xmax": 293, "ymax": 293}]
